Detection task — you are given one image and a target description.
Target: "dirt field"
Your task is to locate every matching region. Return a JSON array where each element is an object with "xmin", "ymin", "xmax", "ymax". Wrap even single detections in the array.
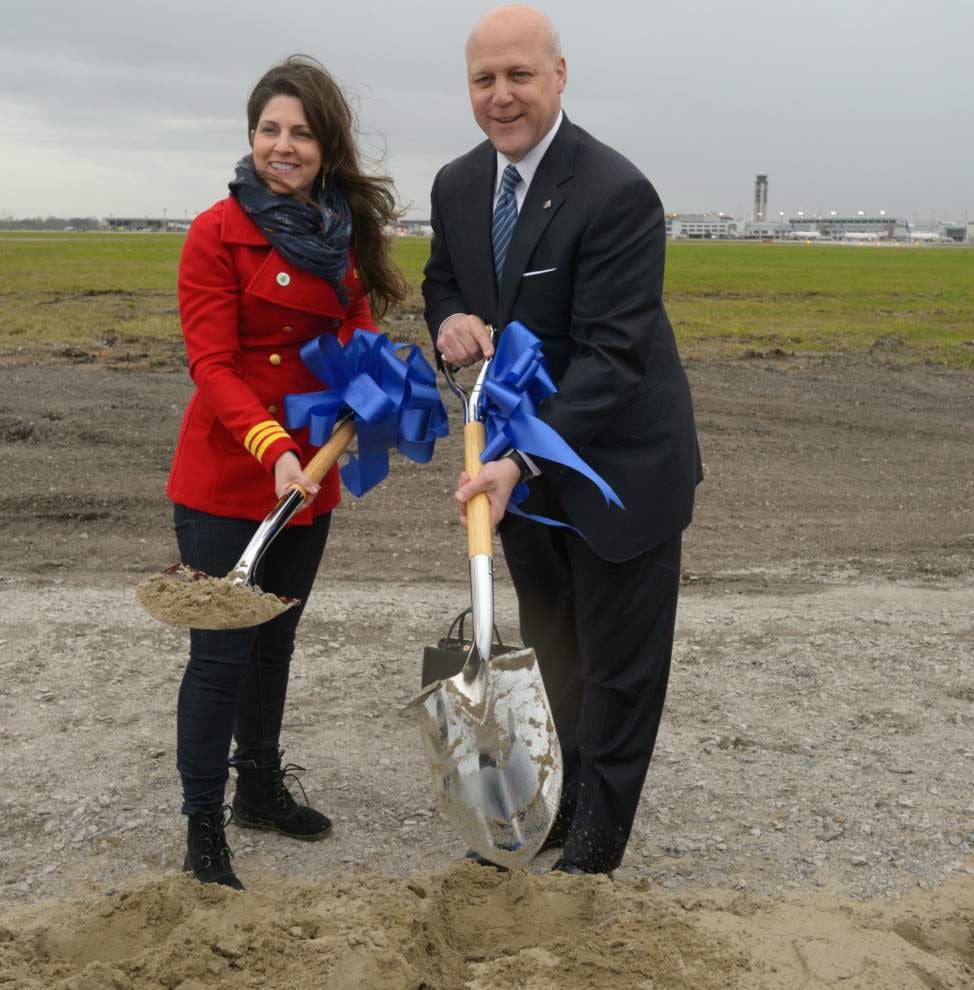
[{"xmin": 0, "ymin": 350, "xmax": 972, "ymax": 988}]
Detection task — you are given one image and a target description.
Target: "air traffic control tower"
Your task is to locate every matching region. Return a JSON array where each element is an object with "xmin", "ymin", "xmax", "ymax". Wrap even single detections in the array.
[{"xmin": 753, "ymin": 174, "xmax": 768, "ymax": 221}]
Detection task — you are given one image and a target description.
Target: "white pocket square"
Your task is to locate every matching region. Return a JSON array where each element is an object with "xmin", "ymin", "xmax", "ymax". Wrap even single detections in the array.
[{"xmin": 523, "ymin": 267, "xmax": 557, "ymax": 278}]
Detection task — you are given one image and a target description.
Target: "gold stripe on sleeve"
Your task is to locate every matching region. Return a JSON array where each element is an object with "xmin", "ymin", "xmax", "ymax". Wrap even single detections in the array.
[
  {"xmin": 254, "ymin": 428, "xmax": 290, "ymax": 462},
  {"xmin": 244, "ymin": 420, "xmax": 281, "ymax": 454},
  {"xmin": 245, "ymin": 423, "xmax": 287, "ymax": 458}
]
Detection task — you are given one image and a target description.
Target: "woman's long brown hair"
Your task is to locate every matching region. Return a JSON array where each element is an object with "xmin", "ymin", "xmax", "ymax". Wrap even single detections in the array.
[{"xmin": 247, "ymin": 55, "xmax": 408, "ymax": 319}]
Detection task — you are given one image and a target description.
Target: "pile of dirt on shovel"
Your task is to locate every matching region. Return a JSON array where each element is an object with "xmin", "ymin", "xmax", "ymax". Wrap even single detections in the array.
[
  {"xmin": 0, "ymin": 862, "xmax": 971, "ymax": 989},
  {"xmin": 135, "ymin": 567, "xmax": 292, "ymax": 629}
]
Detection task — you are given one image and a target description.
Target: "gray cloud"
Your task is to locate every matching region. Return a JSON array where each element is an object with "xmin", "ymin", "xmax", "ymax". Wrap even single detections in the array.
[{"xmin": 1, "ymin": 0, "xmax": 970, "ymax": 220}]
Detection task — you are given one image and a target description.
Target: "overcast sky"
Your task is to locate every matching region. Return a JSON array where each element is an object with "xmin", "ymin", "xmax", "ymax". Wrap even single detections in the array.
[{"xmin": 1, "ymin": 0, "xmax": 970, "ymax": 222}]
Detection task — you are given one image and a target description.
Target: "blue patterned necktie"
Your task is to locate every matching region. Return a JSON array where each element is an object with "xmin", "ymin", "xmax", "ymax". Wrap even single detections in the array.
[{"xmin": 492, "ymin": 163, "xmax": 522, "ymax": 280}]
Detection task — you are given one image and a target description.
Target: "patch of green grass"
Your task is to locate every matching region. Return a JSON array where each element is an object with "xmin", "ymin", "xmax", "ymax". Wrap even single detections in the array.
[
  {"xmin": 0, "ymin": 233, "xmax": 186, "ymax": 366},
  {"xmin": 1, "ymin": 231, "xmax": 971, "ymax": 368},
  {"xmin": 0, "ymin": 232, "xmax": 180, "ymax": 293},
  {"xmin": 391, "ymin": 236, "xmax": 430, "ymax": 309},
  {"xmin": 664, "ymin": 241, "xmax": 974, "ymax": 366}
]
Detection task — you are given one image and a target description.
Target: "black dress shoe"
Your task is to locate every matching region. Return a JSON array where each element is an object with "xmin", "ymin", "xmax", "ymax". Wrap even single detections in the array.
[
  {"xmin": 551, "ymin": 857, "xmax": 613, "ymax": 879},
  {"xmin": 464, "ymin": 849, "xmax": 509, "ymax": 872},
  {"xmin": 467, "ymin": 831, "xmax": 562, "ymax": 868},
  {"xmin": 538, "ymin": 830, "xmax": 566, "ymax": 853}
]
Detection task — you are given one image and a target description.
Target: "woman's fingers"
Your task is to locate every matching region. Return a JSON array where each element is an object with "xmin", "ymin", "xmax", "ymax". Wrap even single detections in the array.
[{"xmin": 274, "ymin": 452, "xmax": 320, "ymax": 502}]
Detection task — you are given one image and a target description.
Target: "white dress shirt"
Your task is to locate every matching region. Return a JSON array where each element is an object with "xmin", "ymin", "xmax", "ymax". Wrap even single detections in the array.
[
  {"xmin": 441, "ymin": 108, "xmax": 565, "ymax": 335},
  {"xmin": 493, "ymin": 110, "xmax": 564, "ymax": 214},
  {"xmin": 440, "ymin": 111, "xmax": 565, "ymax": 481}
]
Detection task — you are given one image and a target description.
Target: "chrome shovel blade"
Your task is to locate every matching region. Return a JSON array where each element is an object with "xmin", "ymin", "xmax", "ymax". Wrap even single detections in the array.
[{"xmin": 414, "ymin": 646, "xmax": 562, "ymax": 869}]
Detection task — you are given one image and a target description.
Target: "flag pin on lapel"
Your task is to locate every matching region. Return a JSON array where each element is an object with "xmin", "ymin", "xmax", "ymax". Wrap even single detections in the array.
[{"xmin": 543, "ymin": 199, "xmax": 552, "ymax": 209}]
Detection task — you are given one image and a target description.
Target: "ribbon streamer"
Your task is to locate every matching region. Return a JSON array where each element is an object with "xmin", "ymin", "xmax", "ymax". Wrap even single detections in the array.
[
  {"xmin": 478, "ymin": 321, "xmax": 623, "ymax": 530},
  {"xmin": 284, "ymin": 328, "xmax": 448, "ymax": 496}
]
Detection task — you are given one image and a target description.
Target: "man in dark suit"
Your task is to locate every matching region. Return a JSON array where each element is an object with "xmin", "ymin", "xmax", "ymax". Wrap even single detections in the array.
[{"xmin": 422, "ymin": 4, "xmax": 702, "ymax": 876}]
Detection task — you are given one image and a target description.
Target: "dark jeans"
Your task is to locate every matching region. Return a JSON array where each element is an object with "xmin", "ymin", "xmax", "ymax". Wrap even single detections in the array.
[{"xmin": 173, "ymin": 504, "xmax": 331, "ymax": 816}]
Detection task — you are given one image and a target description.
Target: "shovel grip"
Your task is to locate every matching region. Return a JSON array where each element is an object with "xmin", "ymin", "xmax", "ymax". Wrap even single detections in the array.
[
  {"xmin": 464, "ymin": 422, "xmax": 493, "ymax": 559},
  {"xmin": 287, "ymin": 418, "xmax": 357, "ymax": 498}
]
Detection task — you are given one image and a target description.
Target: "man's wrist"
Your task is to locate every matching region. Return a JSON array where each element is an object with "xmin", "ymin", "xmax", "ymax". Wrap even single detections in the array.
[{"xmin": 504, "ymin": 449, "xmax": 532, "ymax": 483}]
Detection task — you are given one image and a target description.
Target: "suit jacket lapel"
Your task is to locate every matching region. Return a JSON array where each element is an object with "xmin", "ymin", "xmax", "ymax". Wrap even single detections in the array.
[
  {"xmin": 496, "ymin": 118, "xmax": 577, "ymax": 325},
  {"xmin": 463, "ymin": 143, "xmax": 498, "ymax": 313}
]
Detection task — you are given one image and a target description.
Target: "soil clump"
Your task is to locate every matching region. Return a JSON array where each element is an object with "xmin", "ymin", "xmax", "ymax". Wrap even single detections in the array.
[{"xmin": 135, "ymin": 566, "xmax": 292, "ymax": 629}]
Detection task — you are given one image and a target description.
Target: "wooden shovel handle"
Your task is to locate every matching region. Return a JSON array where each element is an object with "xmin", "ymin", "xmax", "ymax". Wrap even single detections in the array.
[
  {"xmin": 287, "ymin": 418, "xmax": 357, "ymax": 498},
  {"xmin": 464, "ymin": 421, "xmax": 493, "ymax": 559}
]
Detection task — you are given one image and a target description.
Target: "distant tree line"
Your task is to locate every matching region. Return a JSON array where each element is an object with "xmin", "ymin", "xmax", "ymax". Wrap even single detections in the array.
[{"xmin": 0, "ymin": 217, "xmax": 103, "ymax": 231}]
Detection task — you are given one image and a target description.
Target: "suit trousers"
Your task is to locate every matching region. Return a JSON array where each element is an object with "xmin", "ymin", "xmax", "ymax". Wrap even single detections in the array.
[
  {"xmin": 499, "ymin": 498, "xmax": 681, "ymax": 873},
  {"xmin": 173, "ymin": 504, "xmax": 330, "ymax": 815}
]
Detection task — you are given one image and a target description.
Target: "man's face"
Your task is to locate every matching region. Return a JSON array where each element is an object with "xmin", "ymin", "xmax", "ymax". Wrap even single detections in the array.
[{"xmin": 467, "ymin": 22, "xmax": 566, "ymax": 163}]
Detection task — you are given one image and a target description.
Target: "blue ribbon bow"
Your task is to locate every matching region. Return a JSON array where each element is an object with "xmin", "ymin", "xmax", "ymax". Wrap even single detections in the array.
[
  {"xmin": 479, "ymin": 321, "xmax": 623, "ymax": 532},
  {"xmin": 284, "ymin": 328, "xmax": 448, "ymax": 496}
]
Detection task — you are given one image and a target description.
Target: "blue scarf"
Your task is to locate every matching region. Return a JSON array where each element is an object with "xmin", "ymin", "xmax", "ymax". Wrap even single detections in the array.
[{"xmin": 229, "ymin": 155, "xmax": 353, "ymax": 302}]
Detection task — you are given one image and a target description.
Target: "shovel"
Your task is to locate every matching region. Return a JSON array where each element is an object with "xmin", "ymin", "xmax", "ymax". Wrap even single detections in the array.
[
  {"xmin": 136, "ymin": 417, "xmax": 355, "ymax": 630},
  {"xmin": 408, "ymin": 346, "xmax": 563, "ymax": 870}
]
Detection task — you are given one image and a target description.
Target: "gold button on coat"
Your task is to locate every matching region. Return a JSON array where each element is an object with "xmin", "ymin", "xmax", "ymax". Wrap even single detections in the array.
[
  {"xmin": 267, "ymin": 404, "xmax": 279, "ymax": 413},
  {"xmin": 276, "ymin": 272, "xmax": 290, "ymax": 287},
  {"xmin": 282, "ymin": 325, "xmax": 293, "ymax": 333},
  {"xmin": 269, "ymin": 353, "xmax": 282, "ymax": 366}
]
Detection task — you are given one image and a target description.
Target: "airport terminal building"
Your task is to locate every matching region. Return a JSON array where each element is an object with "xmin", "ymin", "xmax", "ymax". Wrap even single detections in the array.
[
  {"xmin": 790, "ymin": 215, "xmax": 910, "ymax": 240},
  {"xmin": 664, "ymin": 174, "xmax": 958, "ymax": 242}
]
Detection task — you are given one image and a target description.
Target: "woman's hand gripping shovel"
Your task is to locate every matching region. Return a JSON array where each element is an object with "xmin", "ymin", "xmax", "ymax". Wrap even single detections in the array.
[
  {"xmin": 136, "ymin": 418, "xmax": 355, "ymax": 630},
  {"xmin": 138, "ymin": 326, "xmax": 450, "ymax": 630},
  {"xmin": 406, "ymin": 335, "xmax": 563, "ymax": 870}
]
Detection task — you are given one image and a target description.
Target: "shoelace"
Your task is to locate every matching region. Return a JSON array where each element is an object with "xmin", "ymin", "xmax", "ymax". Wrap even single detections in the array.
[
  {"xmin": 194, "ymin": 806, "xmax": 235, "ymax": 870},
  {"xmin": 270, "ymin": 763, "xmax": 310, "ymax": 810}
]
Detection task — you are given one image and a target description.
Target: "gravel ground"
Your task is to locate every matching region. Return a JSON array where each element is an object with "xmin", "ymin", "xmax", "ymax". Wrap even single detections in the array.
[{"xmin": 0, "ymin": 354, "xmax": 971, "ymax": 907}]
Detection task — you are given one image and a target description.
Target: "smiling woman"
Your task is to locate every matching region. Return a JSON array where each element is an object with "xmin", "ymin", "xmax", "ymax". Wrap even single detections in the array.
[
  {"xmin": 250, "ymin": 95, "xmax": 322, "ymax": 197},
  {"xmin": 161, "ymin": 54, "xmax": 408, "ymax": 893}
]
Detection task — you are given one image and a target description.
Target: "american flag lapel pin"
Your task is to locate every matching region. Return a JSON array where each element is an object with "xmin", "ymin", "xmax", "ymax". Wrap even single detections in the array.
[{"xmin": 543, "ymin": 199, "xmax": 552, "ymax": 209}]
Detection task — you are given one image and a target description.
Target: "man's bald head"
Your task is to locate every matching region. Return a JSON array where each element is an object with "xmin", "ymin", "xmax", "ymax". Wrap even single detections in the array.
[
  {"xmin": 466, "ymin": 5, "xmax": 562, "ymax": 64},
  {"xmin": 465, "ymin": 5, "xmax": 567, "ymax": 163}
]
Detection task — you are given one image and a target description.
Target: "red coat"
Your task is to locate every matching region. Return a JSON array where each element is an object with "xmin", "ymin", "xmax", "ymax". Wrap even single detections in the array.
[{"xmin": 167, "ymin": 196, "xmax": 378, "ymax": 523}]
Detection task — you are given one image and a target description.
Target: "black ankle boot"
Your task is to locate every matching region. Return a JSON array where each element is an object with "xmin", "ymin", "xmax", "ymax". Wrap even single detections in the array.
[
  {"xmin": 230, "ymin": 750, "xmax": 333, "ymax": 841},
  {"xmin": 183, "ymin": 807, "xmax": 244, "ymax": 890}
]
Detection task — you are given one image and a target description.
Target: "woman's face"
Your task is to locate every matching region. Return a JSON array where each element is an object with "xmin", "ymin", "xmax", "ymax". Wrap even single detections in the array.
[{"xmin": 250, "ymin": 94, "xmax": 322, "ymax": 197}]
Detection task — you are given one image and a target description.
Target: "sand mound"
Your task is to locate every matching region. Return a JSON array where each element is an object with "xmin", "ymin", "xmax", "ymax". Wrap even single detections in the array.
[{"xmin": 0, "ymin": 864, "xmax": 970, "ymax": 989}]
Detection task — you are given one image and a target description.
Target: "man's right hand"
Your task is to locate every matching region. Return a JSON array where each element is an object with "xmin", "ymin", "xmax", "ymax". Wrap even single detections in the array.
[
  {"xmin": 436, "ymin": 313, "xmax": 494, "ymax": 367},
  {"xmin": 455, "ymin": 457, "xmax": 520, "ymax": 529}
]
